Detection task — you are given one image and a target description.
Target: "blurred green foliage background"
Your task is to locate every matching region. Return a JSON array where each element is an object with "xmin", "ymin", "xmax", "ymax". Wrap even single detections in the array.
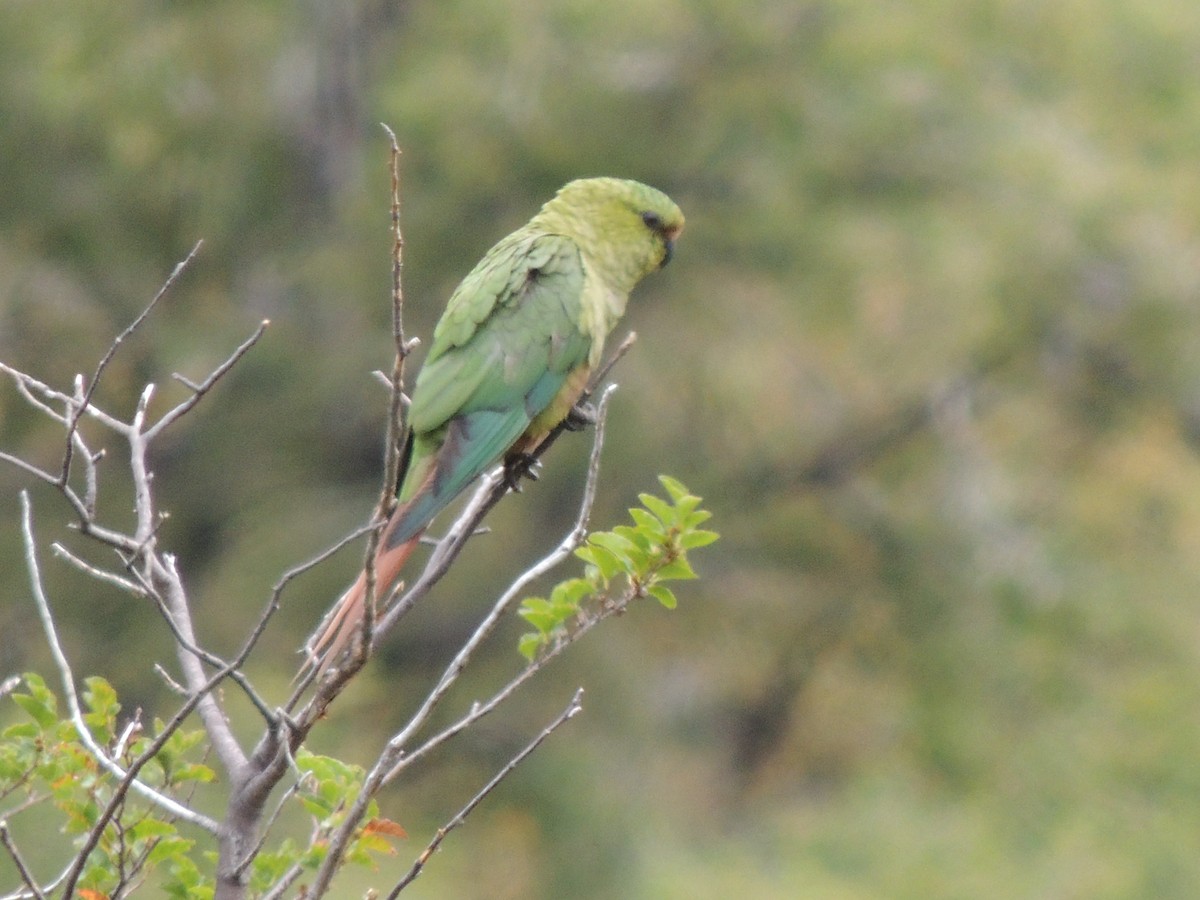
[{"xmin": 4, "ymin": 0, "xmax": 1200, "ymax": 896}]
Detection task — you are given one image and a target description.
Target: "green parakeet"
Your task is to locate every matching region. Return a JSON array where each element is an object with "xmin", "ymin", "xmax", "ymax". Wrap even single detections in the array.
[{"xmin": 307, "ymin": 177, "xmax": 684, "ymax": 669}]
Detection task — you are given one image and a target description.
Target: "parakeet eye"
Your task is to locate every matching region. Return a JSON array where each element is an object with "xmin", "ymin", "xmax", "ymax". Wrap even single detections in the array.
[{"xmin": 641, "ymin": 211, "xmax": 664, "ymax": 231}]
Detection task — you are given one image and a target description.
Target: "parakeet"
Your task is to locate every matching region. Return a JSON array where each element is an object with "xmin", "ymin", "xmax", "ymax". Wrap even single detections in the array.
[{"xmin": 306, "ymin": 177, "xmax": 684, "ymax": 671}]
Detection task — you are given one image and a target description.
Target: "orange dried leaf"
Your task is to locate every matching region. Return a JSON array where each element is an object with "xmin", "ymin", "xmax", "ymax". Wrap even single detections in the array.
[{"xmin": 362, "ymin": 817, "xmax": 408, "ymax": 839}]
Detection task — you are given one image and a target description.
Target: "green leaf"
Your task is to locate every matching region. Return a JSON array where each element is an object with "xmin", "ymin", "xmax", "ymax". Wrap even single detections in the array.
[
  {"xmin": 550, "ymin": 577, "xmax": 593, "ymax": 607},
  {"xmin": 590, "ymin": 529, "xmax": 649, "ymax": 571},
  {"xmin": 656, "ymin": 556, "xmax": 698, "ymax": 581},
  {"xmin": 13, "ymin": 693, "xmax": 57, "ymax": 730},
  {"xmin": 638, "ymin": 492, "xmax": 677, "ymax": 528},
  {"xmin": 628, "ymin": 506, "xmax": 667, "ymax": 537},
  {"xmin": 146, "ymin": 835, "xmax": 194, "ymax": 866},
  {"xmin": 130, "ymin": 818, "xmax": 177, "ymax": 842},
  {"xmin": 647, "ymin": 584, "xmax": 678, "ymax": 609},
  {"xmin": 611, "ymin": 523, "xmax": 653, "ymax": 552},
  {"xmin": 299, "ymin": 794, "xmax": 333, "ymax": 819},
  {"xmin": 575, "ymin": 543, "xmax": 624, "ymax": 581},
  {"xmin": 657, "ymin": 474, "xmax": 690, "ymax": 502},
  {"xmin": 589, "ymin": 530, "xmax": 640, "ymax": 563},
  {"xmin": 3, "ymin": 721, "xmax": 40, "ymax": 740},
  {"xmin": 83, "ymin": 676, "xmax": 119, "ymax": 719},
  {"xmin": 172, "ymin": 762, "xmax": 216, "ymax": 784},
  {"xmin": 518, "ymin": 633, "xmax": 543, "ymax": 661},
  {"xmin": 679, "ymin": 529, "xmax": 720, "ymax": 549},
  {"xmin": 518, "ymin": 598, "xmax": 558, "ymax": 634}
]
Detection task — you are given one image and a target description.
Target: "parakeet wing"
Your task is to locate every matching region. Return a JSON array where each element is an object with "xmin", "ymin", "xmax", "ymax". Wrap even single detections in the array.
[{"xmin": 389, "ymin": 231, "xmax": 591, "ymax": 536}]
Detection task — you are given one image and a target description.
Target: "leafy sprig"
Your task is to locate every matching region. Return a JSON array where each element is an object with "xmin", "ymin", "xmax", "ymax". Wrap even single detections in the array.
[{"xmin": 517, "ymin": 476, "xmax": 718, "ymax": 660}]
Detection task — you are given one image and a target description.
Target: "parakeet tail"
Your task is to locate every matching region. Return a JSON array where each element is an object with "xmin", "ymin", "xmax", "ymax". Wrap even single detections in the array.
[{"xmin": 303, "ymin": 519, "xmax": 422, "ymax": 676}]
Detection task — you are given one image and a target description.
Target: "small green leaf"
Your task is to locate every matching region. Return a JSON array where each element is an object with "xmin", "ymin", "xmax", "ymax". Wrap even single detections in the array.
[
  {"xmin": 611, "ymin": 524, "xmax": 653, "ymax": 552},
  {"xmin": 83, "ymin": 677, "xmax": 119, "ymax": 719},
  {"xmin": 518, "ymin": 598, "xmax": 559, "ymax": 634},
  {"xmin": 575, "ymin": 543, "xmax": 624, "ymax": 581},
  {"xmin": 657, "ymin": 474, "xmax": 690, "ymax": 502},
  {"xmin": 146, "ymin": 835, "xmax": 194, "ymax": 866},
  {"xmin": 656, "ymin": 556, "xmax": 698, "ymax": 581},
  {"xmin": 647, "ymin": 584, "xmax": 678, "ymax": 609},
  {"xmin": 130, "ymin": 818, "xmax": 177, "ymax": 842},
  {"xmin": 592, "ymin": 529, "xmax": 649, "ymax": 570},
  {"xmin": 638, "ymin": 492, "xmax": 676, "ymax": 527},
  {"xmin": 299, "ymin": 795, "xmax": 333, "ymax": 819},
  {"xmin": 550, "ymin": 577, "xmax": 593, "ymax": 607},
  {"xmin": 679, "ymin": 529, "xmax": 720, "ymax": 549},
  {"xmin": 518, "ymin": 633, "xmax": 543, "ymax": 660},
  {"xmin": 172, "ymin": 762, "xmax": 216, "ymax": 784},
  {"xmin": 628, "ymin": 506, "xmax": 667, "ymax": 536},
  {"xmin": 13, "ymin": 693, "xmax": 57, "ymax": 730},
  {"xmin": 589, "ymin": 531, "xmax": 639, "ymax": 562},
  {"xmin": 3, "ymin": 721, "xmax": 40, "ymax": 740}
]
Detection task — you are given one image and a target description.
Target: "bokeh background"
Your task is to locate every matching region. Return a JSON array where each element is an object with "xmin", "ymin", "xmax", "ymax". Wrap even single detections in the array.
[{"xmin": 5, "ymin": 0, "xmax": 1200, "ymax": 896}]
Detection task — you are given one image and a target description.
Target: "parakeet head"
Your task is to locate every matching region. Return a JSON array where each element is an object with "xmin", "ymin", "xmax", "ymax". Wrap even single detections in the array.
[{"xmin": 533, "ymin": 177, "xmax": 685, "ymax": 293}]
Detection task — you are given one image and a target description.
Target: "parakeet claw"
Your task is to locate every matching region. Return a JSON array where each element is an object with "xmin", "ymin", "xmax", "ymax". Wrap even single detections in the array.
[
  {"xmin": 564, "ymin": 400, "xmax": 597, "ymax": 431},
  {"xmin": 503, "ymin": 453, "xmax": 542, "ymax": 491}
]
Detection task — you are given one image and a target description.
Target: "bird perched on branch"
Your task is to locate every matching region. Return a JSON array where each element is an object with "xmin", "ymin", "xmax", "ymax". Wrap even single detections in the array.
[{"xmin": 306, "ymin": 177, "xmax": 684, "ymax": 672}]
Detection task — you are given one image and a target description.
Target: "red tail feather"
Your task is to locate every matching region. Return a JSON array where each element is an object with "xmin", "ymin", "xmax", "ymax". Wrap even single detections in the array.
[{"xmin": 305, "ymin": 529, "xmax": 422, "ymax": 675}]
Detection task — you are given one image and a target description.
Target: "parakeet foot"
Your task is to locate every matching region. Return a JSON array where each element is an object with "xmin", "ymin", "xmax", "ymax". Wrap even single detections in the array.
[
  {"xmin": 503, "ymin": 453, "xmax": 542, "ymax": 491},
  {"xmin": 564, "ymin": 400, "xmax": 597, "ymax": 431}
]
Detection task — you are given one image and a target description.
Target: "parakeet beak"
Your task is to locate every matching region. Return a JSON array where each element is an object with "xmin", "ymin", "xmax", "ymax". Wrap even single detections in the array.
[{"xmin": 659, "ymin": 224, "xmax": 682, "ymax": 268}]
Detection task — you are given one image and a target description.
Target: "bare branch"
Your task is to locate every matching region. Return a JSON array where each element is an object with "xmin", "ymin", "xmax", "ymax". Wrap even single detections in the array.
[
  {"xmin": 61, "ymin": 240, "xmax": 203, "ymax": 483},
  {"xmin": 19, "ymin": 491, "xmax": 218, "ymax": 833},
  {"xmin": 385, "ymin": 688, "xmax": 585, "ymax": 897},
  {"xmin": 0, "ymin": 854, "xmax": 73, "ymax": 900},
  {"xmin": 364, "ymin": 124, "xmax": 414, "ymax": 676},
  {"xmin": 152, "ymin": 554, "xmax": 248, "ymax": 777},
  {"xmin": 231, "ymin": 777, "xmax": 304, "ymax": 882},
  {"xmin": 51, "ymin": 543, "xmax": 148, "ymax": 596},
  {"xmin": 0, "ymin": 821, "xmax": 46, "ymax": 900},
  {"xmin": 259, "ymin": 862, "xmax": 306, "ymax": 900},
  {"xmin": 148, "ymin": 318, "xmax": 270, "ymax": 439},
  {"xmin": 0, "ymin": 676, "xmax": 19, "ymax": 702},
  {"xmin": 136, "ymin": 562, "xmax": 276, "ymax": 727},
  {"xmin": 0, "ymin": 451, "xmax": 59, "ymax": 487},
  {"xmin": 153, "ymin": 664, "xmax": 189, "ymax": 696}
]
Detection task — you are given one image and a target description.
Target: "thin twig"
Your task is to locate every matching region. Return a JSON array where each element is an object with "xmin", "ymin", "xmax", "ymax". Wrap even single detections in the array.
[
  {"xmin": 291, "ymin": 127, "xmax": 415, "ymax": 705},
  {"xmin": 61, "ymin": 240, "xmax": 203, "ymax": 483},
  {"xmin": 0, "ymin": 451, "xmax": 58, "ymax": 486},
  {"xmin": 19, "ymin": 492, "xmax": 218, "ymax": 834},
  {"xmin": 379, "ymin": 122, "xmax": 413, "ymax": 498},
  {"xmin": 51, "ymin": 543, "xmax": 148, "ymax": 596},
  {"xmin": 0, "ymin": 855, "xmax": 74, "ymax": 900},
  {"xmin": 363, "ymin": 124, "xmax": 413, "ymax": 672},
  {"xmin": 259, "ymin": 861, "xmax": 306, "ymax": 900},
  {"xmin": 0, "ymin": 821, "xmax": 46, "ymax": 900},
  {"xmin": 386, "ymin": 688, "xmax": 585, "ymax": 898},
  {"xmin": 231, "ymin": 780, "xmax": 303, "ymax": 880},
  {"xmin": 0, "ymin": 676, "xmax": 19, "ymax": 702},
  {"xmin": 391, "ymin": 571, "xmax": 639, "ymax": 783},
  {"xmin": 148, "ymin": 318, "xmax": 270, "ymax": 439}
]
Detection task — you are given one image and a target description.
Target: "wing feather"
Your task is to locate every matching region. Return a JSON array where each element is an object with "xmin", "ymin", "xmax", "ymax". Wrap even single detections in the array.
[{"xmin": 386, "ymin": 231, "xmax": 592, "ymax": 542}]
